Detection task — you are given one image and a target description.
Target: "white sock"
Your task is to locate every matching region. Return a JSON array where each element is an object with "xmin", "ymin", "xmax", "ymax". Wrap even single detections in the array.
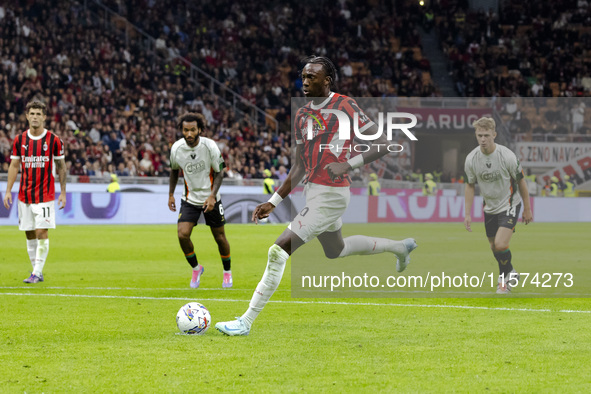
[
  {"xmin": 26, "ymin": 239, "xmax": 38, "ymax": 269},
  {"xmin": 338, "ymin": 235, "xmax": 407, "ymax": 257},
  {"xmin": 32, "ymin": 239, "xmax": 49, "ymax": 276},
  {"xmin": 241, "ymin": 244, "xmax": 289, "ymax": 328}
]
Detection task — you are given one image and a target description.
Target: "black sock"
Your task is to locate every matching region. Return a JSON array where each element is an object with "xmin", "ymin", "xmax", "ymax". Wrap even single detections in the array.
[
  {"xmin": 494, "ymin": 249, "xmax": 513, "ymax": 276},
  {"xmin": 185, "ymin": 252, "xmax": 198, "ymax": 268},
  {"xmin": 221, "ymin": 255, "xmax": 231, "ymax": 271}
]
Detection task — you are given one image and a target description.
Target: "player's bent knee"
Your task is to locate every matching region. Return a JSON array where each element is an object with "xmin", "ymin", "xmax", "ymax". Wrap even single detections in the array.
[
  {"xmin": 177, "ymin": 229, "xmax": 191, "ymax": 240},
  {"xmin": 495, "ymin": 242, "xmax": 510, "ymax": 252},
  {"xmin": 268, "ymin": 244, "xmax": 287, "ymax": 263},
  {"xmin": 262, "ymin": 244, "xmax": 288, "ymax": 287},
  {"xmin": 324, "ymin": 248, "xmax": 342, "ymax": 259},
  {"xmin": 36, "ymin": 229, "xmax": 49, "ymax": 239},
  {"xmin": 214, "ymin": 234, "xmax": 227, "ymax": 244}
]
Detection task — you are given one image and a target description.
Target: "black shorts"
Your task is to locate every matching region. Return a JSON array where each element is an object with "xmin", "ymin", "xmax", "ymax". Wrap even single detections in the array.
[
  {"xmin": 178, "ymin": 199, "xmax": 226, "ymax": 228},
  {"xmin": 484, "ymin": 203, "xmax": 521, "ymax": 238}
]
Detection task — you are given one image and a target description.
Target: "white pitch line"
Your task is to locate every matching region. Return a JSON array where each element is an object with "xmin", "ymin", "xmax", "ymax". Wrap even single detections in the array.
[
  {"xmin": 0, "ymin": 286, "xmax": 260, "ymax": 291},
  {"xmin": 0, "ymin": 286, "xmax": 587, "ymax": 297},
  {"xmin": 1, "ymin": 292, "xmax": 591, "ymax": 314}
]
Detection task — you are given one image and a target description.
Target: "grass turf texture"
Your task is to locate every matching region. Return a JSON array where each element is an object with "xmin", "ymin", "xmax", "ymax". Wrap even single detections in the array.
[{"xmin": 1, "ymin": 223, "xmax": 590, "ymax": 392}]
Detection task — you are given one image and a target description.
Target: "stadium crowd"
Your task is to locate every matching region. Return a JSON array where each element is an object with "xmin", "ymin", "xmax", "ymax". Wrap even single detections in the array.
[
  {"xmin": 0, "ymin": 1, "xmax": 292, "ymax": 179},
  {"xmin": 2, "ymin": 0, "xmax": 590, "ymax": 180},
  {"xmin": 0, "ymin": 0, "xmax": 436, "ymax": 180},
  {"xmin": 99, "ymin": 0, "xmax": 436, "ymax": 99},
  {"xmin": 435, "ymin": 0, "xmax": 591, "ymax": 98},
  {"xmin": 428, "ymin": 0, "xmax": 591, "ymax": 142}
]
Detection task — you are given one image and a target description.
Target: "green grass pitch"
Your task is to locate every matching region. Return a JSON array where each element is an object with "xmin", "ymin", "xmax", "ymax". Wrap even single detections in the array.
[{"xmin": 1, "ymin": 223, "xmax": 590, "ymax": 392}]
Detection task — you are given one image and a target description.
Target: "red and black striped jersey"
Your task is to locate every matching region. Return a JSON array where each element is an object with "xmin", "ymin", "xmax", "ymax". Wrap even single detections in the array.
[
  {"xmin": 294, "ymin": 93, "xmax": 374, "ymax": 187},
  {"xmin": 10, "ymin": 129, "xmax": 65, "ymax": 204}
]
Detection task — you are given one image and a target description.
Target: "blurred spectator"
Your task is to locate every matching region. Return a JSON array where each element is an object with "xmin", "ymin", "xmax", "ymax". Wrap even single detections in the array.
[
  {"xmin": 263, "ymin": 169, "xmax": 275, "ymax": 194},
  {"xmin": 549, "ymin": 176, "xmax": 560, "ymax": 197},
  {"xmin": 139, "ymin": 152, "xmax": 155, "ymax": 176},
  {"xmin": 116, "ymin": 162, "xmax": 130, "ymax": 177},
  {"xmin": 351, "ymin": 169, "xmax": 363, "ymax": 182},
  {"xmin": 564, "ymin": 175, "xmax": 576, "ymax": 197},
  {"xmin": 107, "ymin": 174, "xmax": 121, "ymax": 193},
  {"xmin": 70, "ymin": 159, "xmax": 87, "ymax": 176},
  {"xmin": 571, "ymin": 103, "xmax": 586, "ymax": 134},
  {"xmin": 276, "ymin": 165, "xmax": 288, "ymax": 182},
  {"xmin": 368, "ymin": 173, "xmax": 381, "ymax": 196},
  {"xmin": 422, "ymin": 173, "xmax": 437, "ymax": 196}
]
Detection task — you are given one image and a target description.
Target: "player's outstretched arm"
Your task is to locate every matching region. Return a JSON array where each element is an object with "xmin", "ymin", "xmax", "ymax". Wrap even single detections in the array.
[
  {"xmin": 464, "ymin": 183, "xmax": 475, "ymax": 232},
  {"xmin": 168, "ymin": 169, "xmax": 179, "ymax": 212},
  {"xmin": 355, "ymin": 123, "xmax": 391, "ymax": 165},
  {"xmin": 3, "ymin": 159, "xmax": 20, "ymax": 209},
  {"xmin": 55, "ymin": 158, "xmax": 67, "ymax": 209},
  {"xmin": 517, "ymin": 177, "xmax": 533, "ymax": 224},
  {"xmin": 252, "ymin": 145, "xmax": 305, "ymax": 223}
]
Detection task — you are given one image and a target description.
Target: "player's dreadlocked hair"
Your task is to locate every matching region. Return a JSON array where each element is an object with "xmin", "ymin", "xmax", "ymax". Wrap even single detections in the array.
[{"xmin": 302, "ymin": 55, "xmax": 338, "ymax": 90}]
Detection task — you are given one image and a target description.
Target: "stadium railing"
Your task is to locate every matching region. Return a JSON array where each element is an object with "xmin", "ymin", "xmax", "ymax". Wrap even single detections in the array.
[
  {"xmin": 0, "ymin": 174, "xmax": 464, "ymax": 194},
  {"xmin": 83, "ymin": 0, "xmax": 279, "ymax": 133}
]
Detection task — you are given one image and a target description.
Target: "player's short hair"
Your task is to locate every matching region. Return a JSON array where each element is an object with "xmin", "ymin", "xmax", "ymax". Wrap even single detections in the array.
[
  {"xmin": 25, "ymin": 101, "xmax": 47, "ymax": 115},
  {"xmin": 177, "ymin": 112, "xmax": 206, "ymax": 131},
  {"xmin": 302, "ymin": 55, "xmax": 337, "ymax": 90},
  {"xmin": 472, "ymin": 117, "xmax": 495, "ymax": 131}
]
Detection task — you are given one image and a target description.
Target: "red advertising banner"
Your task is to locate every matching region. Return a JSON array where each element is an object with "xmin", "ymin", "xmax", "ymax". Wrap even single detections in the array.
[
  {"xmin": 540, "ymin": 153, "xmax": 591, "ymax": 187},
  {"xmin": 366, "ymin": 194, "xmax": 535, "ymax": 223}
]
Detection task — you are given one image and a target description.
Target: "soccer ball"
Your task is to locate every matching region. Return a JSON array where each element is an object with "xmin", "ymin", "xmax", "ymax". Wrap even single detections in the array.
[{"xmin": 176, "ymin": 302, "xmax": 211, "ymax": 335}]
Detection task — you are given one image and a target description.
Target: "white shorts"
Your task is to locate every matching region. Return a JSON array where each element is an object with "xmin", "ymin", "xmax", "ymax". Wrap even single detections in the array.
[
  {"xmin": 288, "ymin": 183, "xmax": 350, "ymax": 243},
  {"xmin": 18, "ymin": 200, "xmax": 56, "ymax": 231}
]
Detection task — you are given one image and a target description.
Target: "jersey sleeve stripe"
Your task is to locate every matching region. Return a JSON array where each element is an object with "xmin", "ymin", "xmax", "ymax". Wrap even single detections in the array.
[
  {"xmin": 54, "ymin": 134, "xmax": 65, "ymax": 159},
  {"xmin": 30, "ymin": 134, "xmax": 38, "ymax": 204},
  {"xmin": 46, "ymin": 133, "xmax": 55, "ymax": 200},
  {"xmin": 22, "ymin": 132, "xmax": 30, "ymax": 204},
  {"xmin": 342, "ymin": 100, "xmax": 356, "ymax": 116},
  {"xmin": 357, "ymin": 122, "xmax": 375, "ymax": 134}
]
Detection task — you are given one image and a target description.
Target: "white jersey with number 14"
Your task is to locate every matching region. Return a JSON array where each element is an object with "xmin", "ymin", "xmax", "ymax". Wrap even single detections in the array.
[{"xmin": 464, "ymin": 143, "xmax": 524, "ymax": 215}]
